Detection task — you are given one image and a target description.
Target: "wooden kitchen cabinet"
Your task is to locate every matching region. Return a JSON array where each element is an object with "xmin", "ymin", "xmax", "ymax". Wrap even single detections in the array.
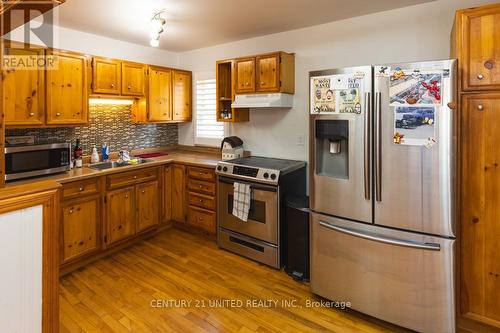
[
  {"xmin": 453, "ymin": 4, "xmax": 500, "ymax": 91},
  {"xmin": 235, "ymin": 57, "xmax": 256, "ymax": 94},
  {"xmin": 105, "ymin": 186, "xmax": 136, "ymax": 245},
  {"xmin": 460, "ymin": 93, "xmax": 500, "ymax": 330},
  {"xmin": 61, "ymin": 196, "xmax": 101, "ymax": 263},
  {"xmin": 92, "ymin": 57, "xmax": 121, "ymax": 94},
  {"xmin": 171, "ymin": 164, "xmax": 186, "ymax": 223},
  {"xmin": 163, "ymin": 165, "xmax": 172, "ymax": 222},
  {"xmin": 3, "ymin": 46, "xmax": 45, "ymax": 126},
  {"xmin": 453, "ymin": 4, "xmax": 500, "ymax": 332},
  {"xmin": 122, "ymin": 61, "xmax": 146, "ymax": 96},
  {"xmin": 234, "ymin": 52, "xmax": 295, "ymax": 95},
  {"xmin": 46, "ymin": 50, "xmax": 89, "ymax": 125},
  {"xmin": 256, "ymin": 53, "xmax": 280, "ymax": 92},
  {"xmin": 148, "ymin": 66, "xmax": 172, "ymax": 122},
  {"xmin": 136, "ymin": 181, "xmax": 159, "ymax": 232},
  {"xmin": 172, "ymin": 70, "xmax": 192, "ymax": 121}
]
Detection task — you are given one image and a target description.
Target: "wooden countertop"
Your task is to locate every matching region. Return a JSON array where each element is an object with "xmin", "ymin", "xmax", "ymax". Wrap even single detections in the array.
[{"xmin": 6, "ymin": 149, "xmax": 221, "ymax": 186}]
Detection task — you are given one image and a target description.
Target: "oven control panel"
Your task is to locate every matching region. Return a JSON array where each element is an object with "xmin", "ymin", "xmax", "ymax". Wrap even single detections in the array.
[{"xmin": 215, "ymin": 162, "xmax": 280, "ymax": 185}]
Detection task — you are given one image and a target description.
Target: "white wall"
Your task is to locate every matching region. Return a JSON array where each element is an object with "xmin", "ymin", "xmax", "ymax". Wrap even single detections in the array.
[
  {"xmin": 6, "ymin": 24, "xmax": 179, "ymax": 68},
  {"xmin": 177, "ymin": 0, "xmax": 495, "ymax": 161}
]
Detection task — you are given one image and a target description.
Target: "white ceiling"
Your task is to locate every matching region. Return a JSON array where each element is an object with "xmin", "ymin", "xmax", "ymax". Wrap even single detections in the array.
[{"xmin": 54, "ymin": 0, "xmax": 434, "ymax": 52}]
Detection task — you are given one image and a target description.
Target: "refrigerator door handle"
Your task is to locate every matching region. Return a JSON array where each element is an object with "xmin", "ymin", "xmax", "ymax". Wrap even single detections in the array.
[
  {"xmin": 318, "ymin": 221, "xmax": 441, "ymax": 251},
  {"xmin": 364, "ymin": 91, "xmax": 371, "ymax": 200},
  {"xmin": 375, "ymin": 91, "xmax": 382, "ymax": 202}
]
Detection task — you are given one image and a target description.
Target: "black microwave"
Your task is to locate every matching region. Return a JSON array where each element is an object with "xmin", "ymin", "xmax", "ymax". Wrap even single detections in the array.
[{"xmin": 5, "ymin": 142, "xmax": 71, "ymax": 181}]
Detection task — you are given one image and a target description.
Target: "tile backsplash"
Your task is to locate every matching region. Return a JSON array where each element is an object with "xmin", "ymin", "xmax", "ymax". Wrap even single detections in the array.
[{"xmin": 6, "ymin": 103, "xmax": 178, "ymax": 155}]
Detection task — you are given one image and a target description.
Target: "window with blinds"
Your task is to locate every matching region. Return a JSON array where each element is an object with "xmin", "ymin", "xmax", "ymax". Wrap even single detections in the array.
[{"xmin": 195, "ymin": 79, "xmax": 224, "ymax": 146}]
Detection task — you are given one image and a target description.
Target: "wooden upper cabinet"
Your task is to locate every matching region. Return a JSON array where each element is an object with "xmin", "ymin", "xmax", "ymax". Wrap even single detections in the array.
[
  {"xmin": 92, "ymin": 57, "xmax": 121, "ymax": 94},
  {"xmin": 61, "ymin": 196, "xmax": 101, "ymax": 263},
  {"xmin": 460, "ymin": 93, "xmax": 500, "ymax": 328},
  {"xmin": 148, "ymin": 66, "xmax": 172, "ymax": 121},
  {"xmin": 455, "ymin": 5, "xmax": 500, "ymax": 91},
  {"xmin": 106, "ymin": 186, "xmax": 136, "ymax": 245},
  {"xmin": 172, "ymin": 70, "xmax": 192, "ymax": 121},
  {"xmin": 235, "ymin": 57, "xmax": 255, "ymax": 93},
  {"xmin": 136, "ymin": 181, "xmax": 159, "ymax": 232},
  {"xmin": 122, "ymin": 61, "xmax": 146, "ymax": 96},
  {"xmin": 46, "ymin": 50, "xmax": 89, "ymax": 125},
  {"xmin": 256, "ymin": 53, "xmax": 280, "ymax": 92},
  {"xmin": 3, "ymin": 47, "xmax": 44, "ymax": 126}
]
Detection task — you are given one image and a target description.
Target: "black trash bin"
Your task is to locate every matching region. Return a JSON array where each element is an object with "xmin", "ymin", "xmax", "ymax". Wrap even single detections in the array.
[{"xmin": 283, "ymin": 196, "xmax": 309, "ymax": 281}]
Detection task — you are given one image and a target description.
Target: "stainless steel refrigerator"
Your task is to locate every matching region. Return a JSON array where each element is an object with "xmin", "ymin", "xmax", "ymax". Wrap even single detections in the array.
[{"xmin": 309, "ymin": 60, "xmax": 456, "ymax": 333}]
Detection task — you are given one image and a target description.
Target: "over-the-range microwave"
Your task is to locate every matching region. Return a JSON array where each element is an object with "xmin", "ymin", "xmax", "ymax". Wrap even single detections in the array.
[{"xmin": 5, "ymin": 142, "xmax": 71, "ymax": 181}]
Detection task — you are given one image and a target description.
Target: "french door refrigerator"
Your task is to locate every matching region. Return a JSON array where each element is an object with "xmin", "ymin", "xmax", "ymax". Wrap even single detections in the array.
[{"xmin": 309, "ymin": 60, "xmax": 456, "ymax": 333}]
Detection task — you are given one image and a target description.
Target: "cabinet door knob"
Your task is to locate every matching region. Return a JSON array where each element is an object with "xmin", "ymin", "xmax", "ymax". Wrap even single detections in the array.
[
  {"xmin": 79, "ymin": 187, "xmax": 84, "ymax": 191},
  {"xmin": 133, "ymin": 175, "xmax": 137, "ymax": 179},
  {"xmin": 477, "ymin": 74, "xmax": 484, "ymax": 80},
  {"xmin": 125, "ymin": 194, "xmax": 129, "ymax": 198},
  {"xmin": 245, "ymin": 82, "xmax": 249, "ymax": 86},
  {"xmin": 69, "ymin": 208, "xmax": 74, "ymax": 214},
  {"xmin": 141, "ymin": 190, "xmax": 145, "ymax": 194},
  {"xmin": 260, "ymin": 81, "xmax": 264, "ymax": 85},
  {"xmin": 29, "ymin": 112, "xmax": 35, "ymax": 116},
  {"xmin": 110, "ymin": 83, "xmax": 115, "ymax": 88},
  {"xmin": 56, "ymin": 112, "xmax": 61, "ymax": 116},
  {"xmin": 477, "ymin": 104, "xmax": 484, "ymax": 111},
  {"xmin": 128, "ymin": 85, "xmax": 132, "ymax": 89}
]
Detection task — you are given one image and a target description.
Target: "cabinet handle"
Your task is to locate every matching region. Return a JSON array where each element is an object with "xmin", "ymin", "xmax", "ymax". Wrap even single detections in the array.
[
  {"xmin": 29, "ymin": 112, "xmax": 35, "ymax": 116},
  {"xmin": 69, "ymin": 207, "xmax": 74, "ymax": 214},
  {"xmin": 199, "ymin": 217, "xmax": 204, "ymax": 222},
  {"xmin": 477, "ymin": 104, "xmax": 484, "ymax": 111},
  {"xmin": 142, "ymin": 190, "xmax": 146, "ymax": 194},
  {"xmin": 125, "ymin": 194, "xmax": 129, "ymax": 198},
  {"xmin": 133, "ymin": 175, "xmax": 137, "ymax": 179},
  {"xmin": 199, "ymin": 199, "xmax": 204, "ymax": 203},
  {"xmin": 198, "ymin": 185, "xmax": 203, "ymax": 189},
  {"xmin": 128, "ymin": 85, "xmax": 132, "ymax": 89},
  {"xmin": 260, "ymin": 81, "xmax": 264, "ymax": 85},
  {"xmin": 245, "ymin": 82, "xmax": 249, "ymax": 86},
  {"xmin": 56, "ymin": 112, "xmax": 61, "ymax": 116},
  {"xmin": 477, "ymin": 74, "xmax": 484, "ymax": 80},
  {"xmin": 79, "ymin": 187, "xmax": 84, "ymax": 191},
  {"xmin": 111, "ymin": 83, "xmax": 115, "ymax": 88}
]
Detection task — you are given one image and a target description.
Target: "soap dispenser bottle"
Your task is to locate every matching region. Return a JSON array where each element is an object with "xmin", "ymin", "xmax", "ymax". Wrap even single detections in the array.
[{"xmin": 91, "ymin": 145, "xmax": 99, "ymax": 164}]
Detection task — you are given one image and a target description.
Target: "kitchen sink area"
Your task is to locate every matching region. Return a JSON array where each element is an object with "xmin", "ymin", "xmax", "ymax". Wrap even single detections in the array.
[{"xmin": 88, "ymin": 158, "xmax": 153, "ymax": 170}]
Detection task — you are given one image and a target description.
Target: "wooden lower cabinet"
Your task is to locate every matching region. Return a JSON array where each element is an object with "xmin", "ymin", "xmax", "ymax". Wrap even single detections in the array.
[
  {"xmin": 105, "ymin": 186, "xmax": 136, "ymax": 245},
  {"xmin": 171, "ymin": 164, "xmax": 186, "ymax": 223},
  {"xmin": 61, "ymin": 195, "xmax": 101, "ymax": 263},
  {"xmin": 136, "ymin": 181, "xmax": 159, "ymax": 232},
  {"xmin": 163, "ymin": 165, "xmax": 172, "ymax": 222},
  {"xmin": 460, "ymin": 93, "xmax": 500, "ymax": 330}
]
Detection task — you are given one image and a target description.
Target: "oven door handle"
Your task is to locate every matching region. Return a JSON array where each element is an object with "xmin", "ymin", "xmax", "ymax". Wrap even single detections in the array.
[{"xmin": 218, "ymin": 177, "xmax": 277, "ymax": 192}]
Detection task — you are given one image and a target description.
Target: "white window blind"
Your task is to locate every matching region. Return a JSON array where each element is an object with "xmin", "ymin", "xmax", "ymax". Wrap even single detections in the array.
[{"xmin": 195, "ymin": 79, "xmax": 224, "ymax": 147}]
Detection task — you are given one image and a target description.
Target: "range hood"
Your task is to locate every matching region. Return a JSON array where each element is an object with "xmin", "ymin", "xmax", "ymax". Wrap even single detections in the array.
[{"xmin": 231, "ymin": 93, "xmax": 294, "ymax": 108}]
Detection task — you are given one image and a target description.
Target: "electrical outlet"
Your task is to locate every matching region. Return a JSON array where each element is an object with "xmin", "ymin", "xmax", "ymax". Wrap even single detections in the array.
[{"xmin": 297, "ymin": 134, "xmax": 305, "ymax": 146}]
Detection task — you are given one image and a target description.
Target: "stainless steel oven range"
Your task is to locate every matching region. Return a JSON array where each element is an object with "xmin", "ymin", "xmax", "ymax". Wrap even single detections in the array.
[{"xmin": 216, "ymin": 156, "xmax": 306, "ymax": 268}]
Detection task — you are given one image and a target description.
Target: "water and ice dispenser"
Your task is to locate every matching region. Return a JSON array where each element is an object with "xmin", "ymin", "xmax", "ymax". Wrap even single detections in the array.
[{"xmin": 314, "ymin": 120, "xmax": 349, "ymax": 179}]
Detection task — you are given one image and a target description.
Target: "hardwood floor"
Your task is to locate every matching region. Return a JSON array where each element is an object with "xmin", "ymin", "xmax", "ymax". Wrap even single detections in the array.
[{"xmin": 60, "ymin": 228, "xmax": 402, "ymax": 332}]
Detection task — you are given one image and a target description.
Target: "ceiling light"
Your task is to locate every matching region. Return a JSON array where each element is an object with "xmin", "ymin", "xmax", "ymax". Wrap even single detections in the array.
[{"xmin": 149, "ymin": 10, "xmax": 166, "ymax": 48}]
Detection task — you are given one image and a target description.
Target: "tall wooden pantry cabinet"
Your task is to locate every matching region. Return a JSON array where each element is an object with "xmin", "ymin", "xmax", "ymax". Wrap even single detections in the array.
[{"xmin": 451, "ymin": 3, "xmax": 500, "ymax": 332}]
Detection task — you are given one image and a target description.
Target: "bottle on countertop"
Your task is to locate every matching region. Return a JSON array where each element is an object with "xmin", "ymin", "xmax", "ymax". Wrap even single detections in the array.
[
  {"xmin": 91, "ymin": 145, "xmax": 99, "ymax": 164},
  {"xmin": 74, "ymin": 138, "xmax": 83, "ymax": 168},
  {"xmin": 102, "ymin": 143, "xmax": 109, "ymax": 162}
]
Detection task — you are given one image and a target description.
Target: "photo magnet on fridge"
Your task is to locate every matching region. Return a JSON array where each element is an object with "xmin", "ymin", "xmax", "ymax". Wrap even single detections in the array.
[
  {"xmin": 389, "ymin": 68, "xmax": 443, "ymax": 106},
  {"xmin": 338, "ymin": 77, "xmax": 362, "ymax": 114},
  {"xmin": 311, "ymin": 76, "xmax": 337, "ymax": 113},
  {"xmin": 393, "ymin": 106, "xmax": 436, "ymax": 146}
]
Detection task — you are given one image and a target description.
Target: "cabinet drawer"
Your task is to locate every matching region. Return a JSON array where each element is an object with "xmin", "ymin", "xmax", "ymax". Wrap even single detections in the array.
[
  {"xmin": 187, "ymin": 166, "xmax": 215, "ymax": 182},
  {"xmin": 107, "ymin": 167, "xmax": 158, "ymax": 189},
  {"xmin": 188, "ymin": 192, "xmax": 215, "ymax": 211},
  {"xmin": 187, "ymin": 206, "xmax": 216, "ymax": 233},
  {"xmin": 62, "ymin": 178, "xmax": 100, "ymax": 199},
  {"xmin": 188, "ymin": 178, "xmax": 216, "ymax": 195}
]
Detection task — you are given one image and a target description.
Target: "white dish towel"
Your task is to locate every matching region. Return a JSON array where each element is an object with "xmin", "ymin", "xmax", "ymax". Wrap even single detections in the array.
[{"xmin": 232, "ymin": 182, "xmax": 251, "ymax": 222}]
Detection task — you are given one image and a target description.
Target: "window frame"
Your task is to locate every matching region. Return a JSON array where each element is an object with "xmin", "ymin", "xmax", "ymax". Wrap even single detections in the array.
[{"xmin": 193, "ymin": 72, "xmax": 226, "ymax": 147}]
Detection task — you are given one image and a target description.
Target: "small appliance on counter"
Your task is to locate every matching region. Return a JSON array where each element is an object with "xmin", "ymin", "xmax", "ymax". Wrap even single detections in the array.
[
  {"xmin": 220, "ymin": 136, "xmax": 244, "ymax": 160},
  {"xmin": 5, "ymin": 138, "xmax": 71, "ymax": 181}
]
